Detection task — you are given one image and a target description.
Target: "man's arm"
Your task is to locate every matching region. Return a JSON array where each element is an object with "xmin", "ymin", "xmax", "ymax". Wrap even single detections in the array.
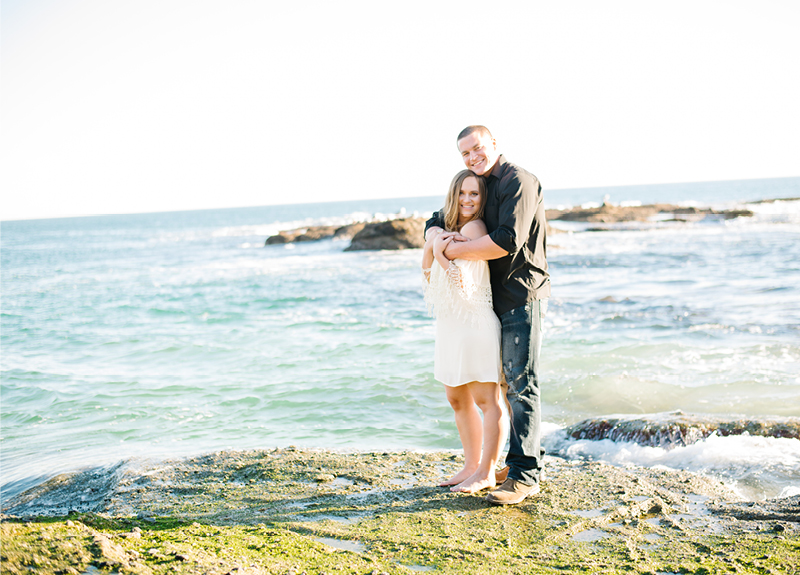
[{"xmin": 443, "ymin": 233, "xmax": 508, "ymax": 261}]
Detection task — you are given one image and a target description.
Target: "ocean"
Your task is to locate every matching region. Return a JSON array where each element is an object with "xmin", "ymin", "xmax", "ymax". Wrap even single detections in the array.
[{"xmin": 2, "ymin": 177, "xmax": 799, "ymax": 506}]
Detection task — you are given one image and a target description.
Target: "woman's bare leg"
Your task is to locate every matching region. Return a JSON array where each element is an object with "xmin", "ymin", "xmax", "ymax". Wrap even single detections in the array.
[
  {"xmin": 451, "ymin": 381, "xmax": 505, "ymax": 493},
  {"xmin": 439, "ymin": 384, "xmax": 482, "ymax": 487}
]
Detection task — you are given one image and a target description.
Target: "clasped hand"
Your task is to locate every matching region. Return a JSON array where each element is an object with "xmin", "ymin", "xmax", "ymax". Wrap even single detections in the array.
[{"xmin": 427, "ymin": 229, "xmax": 468, "ymax": 252}]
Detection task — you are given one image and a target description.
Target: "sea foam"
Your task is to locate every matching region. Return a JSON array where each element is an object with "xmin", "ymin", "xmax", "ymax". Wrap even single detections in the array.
[{"xmin": 544, "ymin": 427, "xmax": 800, "ymax": 501}]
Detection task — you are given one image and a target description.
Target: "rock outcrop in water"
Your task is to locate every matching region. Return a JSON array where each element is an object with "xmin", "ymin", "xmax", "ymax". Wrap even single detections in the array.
[
  {"xmin": 565, "ymin": 412, "xmax": 800, "ymax": 449},
  {"xmin": 264, "ymin": 222, "xmax": 366, "ymax": 245},
  {"xmin": 265, "ymin": 218, "xmax": 426, "ymax": 250},
  {"xmin": 345, "ymin": 217, "xmax": 425, "ymax": 251},
  {"xmin": 546, "ymin": 203, "xmax": 754, "ymax": 224},
  {"xmin": 265, "ymin": 197, "xmax": 794, "ymax": 247}
]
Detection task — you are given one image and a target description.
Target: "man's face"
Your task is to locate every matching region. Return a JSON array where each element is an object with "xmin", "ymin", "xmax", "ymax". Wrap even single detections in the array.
[{"xmin": 457, "ymin": 131, "xmax": 499, "ymax": 176}]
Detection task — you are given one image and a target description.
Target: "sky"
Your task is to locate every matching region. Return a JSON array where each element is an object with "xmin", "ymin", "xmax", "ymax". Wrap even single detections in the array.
[{"xmin": 2, "ymin": 0, "xmax": 799, "ymax": 221}]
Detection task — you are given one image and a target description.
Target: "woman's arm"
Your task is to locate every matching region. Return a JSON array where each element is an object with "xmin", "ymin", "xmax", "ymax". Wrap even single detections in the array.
[
  {"xmin": 421, "ymin": 228, "xmax": 439, "ymax": 278},
  {"xmin": 433, "ymin": 234, "xmax": 453, "ymax": 270}
]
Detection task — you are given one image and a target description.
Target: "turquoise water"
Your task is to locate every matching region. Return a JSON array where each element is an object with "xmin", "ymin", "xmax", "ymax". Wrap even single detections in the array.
[{"xmin": 2, "ymin": 178, "xmax": 799, "ymax": 502}]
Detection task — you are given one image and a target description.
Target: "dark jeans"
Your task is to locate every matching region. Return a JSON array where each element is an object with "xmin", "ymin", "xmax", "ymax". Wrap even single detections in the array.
[{"xmin": 500, "ymin": 299, "xmax": 546, "ymax": 486}]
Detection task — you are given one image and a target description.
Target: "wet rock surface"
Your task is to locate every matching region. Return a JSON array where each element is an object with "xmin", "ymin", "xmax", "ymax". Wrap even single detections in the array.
[
  {"xmin": 2, "ymin": 448, "xmax": 798, "ymax": 574},
  {"xmin": 710, "ymin": 496, "xmax": 800, "ymax": 524},
  {"xmin": 2, "ymin": 461, "xmax": 127, "ymax": 517},
  {"xmin": 565, "ymin": 412, "xmax": 800, "ymax": 448}
]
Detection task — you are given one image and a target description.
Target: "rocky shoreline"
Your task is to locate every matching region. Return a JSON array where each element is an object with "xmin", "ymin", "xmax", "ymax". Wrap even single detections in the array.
[
  {"xmin": 263, "ymin": 200, "xmax": 772, "ymax": 251},
  {"xmin": 2, "ymin": 447, "xmax": 798, "ymax": 574}
]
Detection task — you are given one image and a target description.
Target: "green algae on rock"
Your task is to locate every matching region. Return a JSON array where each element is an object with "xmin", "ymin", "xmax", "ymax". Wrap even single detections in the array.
[{"xmin": 2, "ymin": 449, "xmax": 799, "ymax": 574}]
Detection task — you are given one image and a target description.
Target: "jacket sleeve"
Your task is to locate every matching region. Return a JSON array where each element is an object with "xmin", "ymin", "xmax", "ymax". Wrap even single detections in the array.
[{"xmin": 424, "ymin": 209, "xmax": 446, "ymax": 238}]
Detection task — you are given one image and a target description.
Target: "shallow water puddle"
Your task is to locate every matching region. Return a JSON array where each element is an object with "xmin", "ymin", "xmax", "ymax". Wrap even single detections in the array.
[
  {"xmin": 346, "ymin": 487, "xmax": 381, "ymax": 499},
  {"xmin": 313, "ymin": 537, "xmax": 365, "ymax": 553},
  {"xmin": 402, "ymin": 564, "xmax": 436, "ymax": 572},
  {"xmin": 645, "ymin": 533, "xmax": 662, "ymax": 541},
  {"xmin": 330, "ymin": 477, "xmax": 355, "ymax": 488},
  {"xmin": 681, "ymin": 493, "xmax": 726, "ymax": 533},
  {"xmin": 390, "ymin": 475, "xmax": 416, "ymax": 488},
  {"xmin": 572, "ymin": 528, "xmax": 609, "ymax": 542},
  {"xmin": 687, "ymin": 494, "xmax": 708, "ymax": 503},
  {"xmin": 569, "ymin": 508, "xmax": 604, "ymax": 518},
  {"xmin": 645, "ymin": 517, "xmax": 662, "ymax": 527}
]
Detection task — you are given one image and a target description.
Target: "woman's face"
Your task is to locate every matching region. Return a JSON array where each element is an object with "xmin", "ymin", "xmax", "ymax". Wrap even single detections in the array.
[{"xmin": 458, "ymin": 176, "xmax": 482, "ymax": 222}]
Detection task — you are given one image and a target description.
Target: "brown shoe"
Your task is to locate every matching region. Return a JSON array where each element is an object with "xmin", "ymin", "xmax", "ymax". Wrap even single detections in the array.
[
  {"xmin": 485, "ymin": 478, "xmax": 540, "ymax": 506},
  {"xmin": 494, "ymin": 465, "xmax": 509, "ymax": 484}
]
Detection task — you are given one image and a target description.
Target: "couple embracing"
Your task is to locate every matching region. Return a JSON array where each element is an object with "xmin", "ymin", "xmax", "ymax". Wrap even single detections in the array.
[{"xmin": 422, "ymin": 125, "xmax": 549, "ymax": 506}]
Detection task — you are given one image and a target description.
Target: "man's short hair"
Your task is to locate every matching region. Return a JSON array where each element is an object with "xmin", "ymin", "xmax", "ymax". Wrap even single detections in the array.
[{"xmin": 457, "ymin": 125, "xmax": 493, "ymax": 142}]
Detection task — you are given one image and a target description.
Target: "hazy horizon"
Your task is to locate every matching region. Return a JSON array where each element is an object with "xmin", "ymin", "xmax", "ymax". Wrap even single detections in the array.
[
  {"xmin": 2, "ymin": 1, "xmax": 798, "ymax": 221},
  {"xmin": 3, "ymin": 175, "xmax": 797, "ymax": 223}
]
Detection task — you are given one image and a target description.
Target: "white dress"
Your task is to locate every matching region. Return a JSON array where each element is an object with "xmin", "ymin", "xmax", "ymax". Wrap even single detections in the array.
[{"xmin": 424, "ymin": 259, "xmax": 502, "ymax": 387}]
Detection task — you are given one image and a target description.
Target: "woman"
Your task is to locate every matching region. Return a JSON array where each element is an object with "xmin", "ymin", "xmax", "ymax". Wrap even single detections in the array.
[{"xmin": 422, "ymin": 169, "xmax": 506, "ymax": 494}]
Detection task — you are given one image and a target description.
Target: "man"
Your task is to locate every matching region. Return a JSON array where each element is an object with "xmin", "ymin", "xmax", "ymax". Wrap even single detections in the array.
[{"xmin": 425, "ymin": 125, "xmax": 549, "ymax": 505}]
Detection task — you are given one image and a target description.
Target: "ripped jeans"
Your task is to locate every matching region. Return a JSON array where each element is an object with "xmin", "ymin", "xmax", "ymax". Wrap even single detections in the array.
[{"xmin": 500, "ymin": 299, "xmax": 547, "ymax": 486}]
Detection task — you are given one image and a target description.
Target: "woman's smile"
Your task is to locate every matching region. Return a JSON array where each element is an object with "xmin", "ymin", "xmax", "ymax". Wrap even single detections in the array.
[{"xmin": 458, "ymin": 176, "xmax": 482, "ymax": 223}]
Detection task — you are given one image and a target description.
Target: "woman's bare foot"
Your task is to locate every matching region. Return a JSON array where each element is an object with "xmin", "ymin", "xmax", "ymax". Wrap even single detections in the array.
[
  {"xmin": 438, "ymin": 466, "xmax": 477, "ymax": 487},
  {"xmin": 450, "ymin": 472, "xmax": 496, "ymax": 493},
  {"xmin": 494, "ymin": 465, "xmax": 509, "ymax": 483}
]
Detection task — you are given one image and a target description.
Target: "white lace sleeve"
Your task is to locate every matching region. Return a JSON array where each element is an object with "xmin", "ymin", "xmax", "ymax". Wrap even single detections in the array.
[
  {"xmin": 424, "ymin": 259, "xmax": 494, "ymax": 326},
  {"xmin": 445, "ymin": 260, "xmax": 477, "ymax": 300}
]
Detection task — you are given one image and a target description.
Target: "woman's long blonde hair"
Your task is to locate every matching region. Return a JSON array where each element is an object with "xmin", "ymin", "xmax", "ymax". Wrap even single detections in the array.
[{"xmin": 443, "ymin": 170, "xmax": 487, "ymax": 232}]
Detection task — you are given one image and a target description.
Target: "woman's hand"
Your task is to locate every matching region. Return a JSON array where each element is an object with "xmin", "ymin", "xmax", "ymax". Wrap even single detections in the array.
[
  {"xmin": 440, "ymin": 231, "xmax": 469, "ymax": 243},
  {"xmin": 424, "ymin": 228, "xmax": 442, "ymax": 252},
  {"xmin": 425, "ymin": 226, "xmax": 444, "ymax": 243},
  {"xmin": 433, "ymin": 234, "xmax": 453, "ymax": 270},
  {"xmin": 433, "ymin": 232, "xmax": 453, "ymax": 253}
]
